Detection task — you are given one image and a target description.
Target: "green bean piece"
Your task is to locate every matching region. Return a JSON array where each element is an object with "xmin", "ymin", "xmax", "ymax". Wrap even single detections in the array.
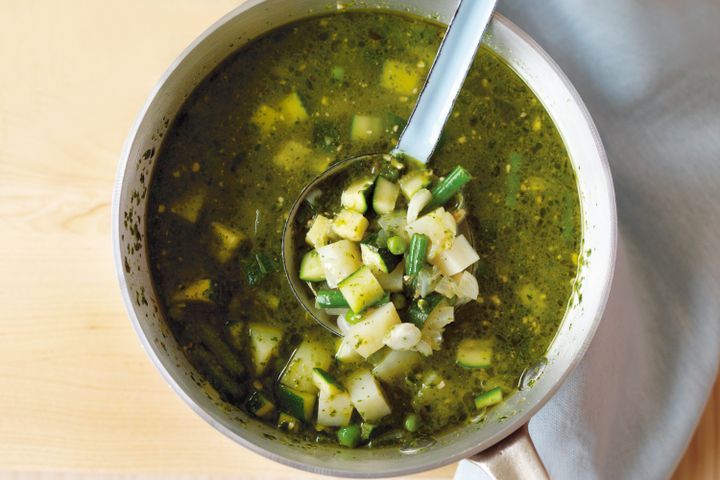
[
  {"xmin": 426, "ymin": 165, "xmax": 472, "ymax": 211},
  {"xmin": 337, "ymin": 424, "xmax": 362, "ymax": 448},
  {"xmin": 191, "ymin": 322, "xmax": 246, "ymax": 378},
  {"xmin": 187, "ymin": 346, "xmax": 244, "ymax": 400},
  {"xmin": 405, "ymin": 233, "xmax": 429, "ymax": 276},
  {"xmin": 387, "ymin": 235, "xmax": 407, "ymax": 255},
  {"xmin": 404, "ymin": 413, "xmax": 421, "ymax": 433},
  {"xmin": 315, "ymin": 289, "xmax": 350, "ymax": 309}
]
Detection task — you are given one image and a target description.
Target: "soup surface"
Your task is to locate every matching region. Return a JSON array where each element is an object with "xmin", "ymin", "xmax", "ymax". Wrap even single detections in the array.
[{"xmin": 147, "ymin": 11, "xmax": 581, "ymax": 447}]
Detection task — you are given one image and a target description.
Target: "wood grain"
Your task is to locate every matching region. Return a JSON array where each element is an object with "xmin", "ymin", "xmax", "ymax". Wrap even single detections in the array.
[{"xmin": 0, "ymin": 1, "xmax": 714, "ymax": 478}]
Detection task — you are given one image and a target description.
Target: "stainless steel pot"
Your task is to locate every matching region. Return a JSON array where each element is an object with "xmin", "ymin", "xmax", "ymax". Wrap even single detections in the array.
[{"xmin": 112, "ymin": 1, "xmax": 617, "ymax": 477}]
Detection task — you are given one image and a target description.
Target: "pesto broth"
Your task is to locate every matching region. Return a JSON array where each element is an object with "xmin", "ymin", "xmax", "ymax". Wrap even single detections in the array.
[{"xmin": 147, "ymin": 11, "xmax": 581, "ymax": 445}]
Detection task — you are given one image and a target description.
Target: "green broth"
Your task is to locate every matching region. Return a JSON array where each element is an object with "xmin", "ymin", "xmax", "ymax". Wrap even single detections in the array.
[{"xmin": 147, "ymin": 11, "xmax": 581, "ymax": 445}]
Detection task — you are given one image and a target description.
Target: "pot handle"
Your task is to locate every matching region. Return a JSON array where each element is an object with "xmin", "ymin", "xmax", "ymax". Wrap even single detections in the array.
[{"xmin": 454, "ymin": 425, "xmax": 550, "ymax": 480}]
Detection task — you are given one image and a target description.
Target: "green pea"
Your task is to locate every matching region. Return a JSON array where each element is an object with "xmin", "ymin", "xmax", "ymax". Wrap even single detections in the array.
[
  {"xmin": 387, "ymin": 235, "xmax": 407, "ymax": 255},
  {"xmin": 404, "ymin": 413, "xmax": 420, "ymax": 433},
  {"xmin": 337, "ymin": 424, "xmax": 361, "ymax": 448}
]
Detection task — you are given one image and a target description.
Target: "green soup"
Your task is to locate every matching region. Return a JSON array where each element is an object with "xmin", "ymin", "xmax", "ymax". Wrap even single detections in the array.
[{"xmin": 147, "ymin": 11, "xmax": 581, "ymax": 447}]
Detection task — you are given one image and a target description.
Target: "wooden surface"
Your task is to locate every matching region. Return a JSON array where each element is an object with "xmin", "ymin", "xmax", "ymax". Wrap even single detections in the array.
[{"xmin": 0, "ymin": 1, "xmax": 715, "ymax": 478}]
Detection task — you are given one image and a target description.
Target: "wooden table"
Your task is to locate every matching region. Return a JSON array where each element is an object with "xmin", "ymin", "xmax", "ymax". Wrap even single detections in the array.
[{"xmin": 0, "ymin": 1, "xmax": 715, "ymax": 478}]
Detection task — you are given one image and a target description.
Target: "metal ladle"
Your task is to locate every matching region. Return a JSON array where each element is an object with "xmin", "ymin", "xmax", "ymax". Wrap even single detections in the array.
[{"xmin": 282, "ymin": 0, "xmax": 497, "ymax": 334}]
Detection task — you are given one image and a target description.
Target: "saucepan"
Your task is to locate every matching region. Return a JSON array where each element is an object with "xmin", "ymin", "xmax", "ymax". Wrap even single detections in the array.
[{"xmin": 112, "ymin": 0, "xmax": 616, "ymax": 477}]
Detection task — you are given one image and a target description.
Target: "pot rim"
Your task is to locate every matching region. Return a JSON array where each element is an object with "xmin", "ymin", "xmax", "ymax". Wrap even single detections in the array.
[{"xmin": 112, "ymin": 3, "xmax": 617, "ymax": 477}]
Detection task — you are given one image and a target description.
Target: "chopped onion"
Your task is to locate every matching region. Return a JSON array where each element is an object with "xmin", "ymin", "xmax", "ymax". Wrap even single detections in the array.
[
  {"xmin": 453, "ymin": 271, "xmax": 479, "ymax": 304},
  {"xmin": 406, "ymin": 188, "xmax": 432, "ymax": 223},
  {"xmin": 384, "ymin": 323, "xmax": 422, "ymax": 350}
]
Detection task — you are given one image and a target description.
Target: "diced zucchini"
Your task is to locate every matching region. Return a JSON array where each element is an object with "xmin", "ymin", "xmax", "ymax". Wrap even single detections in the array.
[
  {"xmin": 338, "ymin": 266, "xmax": 385, "ymax": 313},
  {"xmin": 341, "ymin": 177, "xmax": 375, "ymax": 214},
  {"xmin": 372, "ymin": 177, "xmax": 400, "ymax": 214},
  {"xmin": 345, "ymin": 369, "xmax": 392, "ymax": 422},
  {"xmin": 278, "ymin": 91, "xmax": 308, "ymax": 123},
  {"xmin": 380, "ymin": 59, "xmax": 421, "ymax": 95},
  {"xmin": 361, "ymin": 422, "xmax": 378, "ymax": 441},
  {"xmin": 299, "ymin": 250, "xmax": 325, "ymax": 282},
  {"xmin": 312, "ymin": 368, "xmax": 345, "ymax": 397},
  {"xmin": 474, "ymin": 387, "xmax": 504, "ymax": 410},
  {"xmin": 171, "ymin": 278, "xmax": 217, "ymax": 305},
  {"xmin": 210, "ymin": 221, "xmax": 245, "ymax": 264},
  {"xmin": 246, "ymin": 390, "xmax": 276, "ymax": 419},
  {"xmin": 407, "ymin": 292, "xmax": 444, "ymax": 328},
  {"xmin": 350, "ymin": 115, "xmax": 383, "ymax": 142},
  {"xmin": 277, "ymin": 384, "xmax": 316, "ymax": 422},
  {"xmin": 405, "ymin": 207, "xmax": 457, "ymax": 260},
  {"xmin": 280, "ymin": 339, "xmax": 333, "ymax": 393},
  {"xmin": 170, "ymin": 187, "xmax": 207, "ymax": 223},
  {"xmin": 316, "ymin": 240, "xmax": 362, "ymax": 288},
  {"xmin": 372, "ymin": 349, "xmax": 421, "ymax": 382},
  {"xmin": 273, "ymin": 140, "xmax": 312, "ymax": 170},
  {"xmin": 332, "ymin": 209, "xmax": 369, "ymax": 242},
  {"xmin": 277, "ymin": 412, "xmax": 301, "ymax": 433},
  {"xmin": 456, "ymin": 338, "xmax": 493, "ymax": 369},
  {"xmin": 315, "ymin": 289, "xmax": 349, "ymax": 309},
  {"xmin": 346, "ymin": 302, "xmax": 401, "ymax": 358},
  {"xmin": 248, "ymin": 323, "xmax": 283, "ymax": 375},
  {"xmin": 374, "ymin": 261, "xmax": 404, "ymax": 293},
  {"xmin": 305, "ymin": 214, "xmax": 334, "ymax": 248},
  {"xmin": 398, "ymin": 170, "xmax": 432, "ymax": 200},
  {"xmin": 360, "ymin": 243, "xmax": 401, "ymax": 274},
  {"xmin": 431, "ymin": 234, "xmax": 480, "ymax": 276},
  {"xmin": 336, "ymin": 335, "xmax": 363, "ymax": 363},
  {"xmin": 250, "ymin": 103, "xmax": 280, "ymax": 135}
]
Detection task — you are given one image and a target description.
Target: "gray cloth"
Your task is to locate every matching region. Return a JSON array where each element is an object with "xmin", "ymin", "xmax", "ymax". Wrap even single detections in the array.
[{"xmin": 494, "ymin": 1, "xmax": 720, "ymax": 478}]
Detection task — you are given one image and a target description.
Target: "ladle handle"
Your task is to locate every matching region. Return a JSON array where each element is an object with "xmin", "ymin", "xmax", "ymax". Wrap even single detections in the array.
[
  {"xmin": 454, "ymin": 425, "xmax": 550, "ymax": 480},
  {"xmin": 393, "ymin": 0, "xmax": 497, "ymax": 164}
]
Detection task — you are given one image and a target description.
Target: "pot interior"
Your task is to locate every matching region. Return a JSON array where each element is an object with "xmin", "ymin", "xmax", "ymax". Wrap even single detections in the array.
[{"xmin": 113, "ymin": 0, "xmax": 615, "ymax": 476}]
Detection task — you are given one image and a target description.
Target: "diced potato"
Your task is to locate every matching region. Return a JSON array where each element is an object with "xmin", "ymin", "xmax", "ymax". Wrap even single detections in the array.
[
  {"xmin": 346, "ymin": 303, "xmax": 401, "ymax": 358},
  {"xmin": 316, "ymin": 240, "xmax": 362, "ymax": 288},
  {"xmin": 399, "ymin": 170, "xmax": 432, "ymax": 200},
  {"xmin": 248, "ymin": 323, "xmax": 283, "ymax": 375},
  {"xmin": 251, "ymin": 103, "xmax": 281, "ymax": 135},
  {"xmin": 431, "ymin": 234, "xmax": 480, "ymax": 276},
  {"xmin": 171, "ymin": 278, "xmax": 216, "ymax": 305},
  {"xmin": 306, "ymin": 215, "xmax": 334, "ymax": 248},
  {"xmin": 517, "ymin": 284, "xmax": 547, "ymax": 313},
  {"xmin": 336, "ymin": 336, "xmax": 363, "ymax": 363},
  {"xmin": 405, "ymin": 207, "xmax": 457, "ymax": 260},
  {"xmin": 350, "ymin": 115, "xmax": 384, "ymax": 142},
  {"xmin": 273, "ymin": 140, "xmax": 312, "ymax": 170},
  {"xmin": 170, "ymin": 187, "xmax": 207, "ymax": 223},
  {"xmin": 332, "ymin": 209, "xmax": 369, "ymax": 242},
  {"xmin": 317, "ymin": 390, "xmax": 354, "ymax": 427},
  {"xmin": 380, "ymin": 60, "xmax": 421, "ymax": 95},
  {"xmin": 278, "ymin": 91, "xmax": 309, "ymax": 123},
  {"xmin": 210, "ymin": 221, "xmax": 245, "ymax": 264},
  {"xmin": 345, "ymin": 368, "xmax": 392, "ymax": 422},
  {"xmin": 281, "ymin": 340, "xmax": 333, "ymax": 393}
]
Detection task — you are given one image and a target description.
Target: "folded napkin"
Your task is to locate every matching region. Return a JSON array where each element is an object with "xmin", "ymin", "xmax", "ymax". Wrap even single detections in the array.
[{"xmin": 492, "ymin": 1, "xmax": 720, "ymax": 478}]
